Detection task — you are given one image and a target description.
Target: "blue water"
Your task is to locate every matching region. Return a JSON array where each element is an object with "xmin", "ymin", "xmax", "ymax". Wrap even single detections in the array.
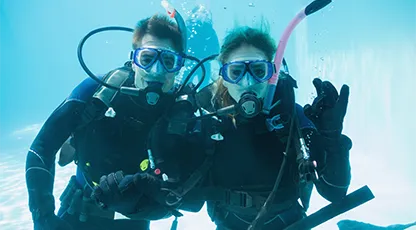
[{"xmin": 1, "ymin": 0, "xmax": 415, "ymax": 229}]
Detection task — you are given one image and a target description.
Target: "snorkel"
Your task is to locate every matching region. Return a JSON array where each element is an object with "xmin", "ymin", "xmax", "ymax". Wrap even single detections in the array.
[
  {"xmin": 161, "ymin": 0, "xmax": 218, "ymax": 95},
  {"xmin": 262, "ymin": 0, "xmax": 332, "ymax": 114},
  {"xmin": 161, "ymin": 0, "xmax": 187, "ymax": 53}
]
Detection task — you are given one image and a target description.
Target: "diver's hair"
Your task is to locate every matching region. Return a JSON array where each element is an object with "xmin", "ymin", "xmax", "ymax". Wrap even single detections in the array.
[
  {"xmin": 211, "ymin": 26, "xmax": 277, "ymax": 109},
  {"xmin": 132, "ymin": 14, "xmax": 184, "ymax": 52}
]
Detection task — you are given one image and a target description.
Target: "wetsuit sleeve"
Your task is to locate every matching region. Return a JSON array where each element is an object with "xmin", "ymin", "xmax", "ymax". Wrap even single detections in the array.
[
  {"xmin": 297, "ymin": 104, "xmax": 352, "ymax": 202},
  {"xmin": 25, "ymin": 77, "xmax": 99, "ymax": 220}
]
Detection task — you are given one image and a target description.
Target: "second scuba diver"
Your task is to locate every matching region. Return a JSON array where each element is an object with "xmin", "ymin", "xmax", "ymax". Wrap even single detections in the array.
[{"xmin": 191, "ymin": 26, "xmax": 352, "ymax": 230}]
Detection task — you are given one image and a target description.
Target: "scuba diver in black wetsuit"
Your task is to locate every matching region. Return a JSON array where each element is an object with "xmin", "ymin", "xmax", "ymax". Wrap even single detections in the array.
[
  {"xmin": 25, "ymin": 12, "xmax": 209, "ymax": 230},
  {"xmin": 185, "ymin": 26, "xmax": 353, "ymax": 230},
  {"xmin": 88, "ymin": 5, "xmax": 221, "ymax": 229}
]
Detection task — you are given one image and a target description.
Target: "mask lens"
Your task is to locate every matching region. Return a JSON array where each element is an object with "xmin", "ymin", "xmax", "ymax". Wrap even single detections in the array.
[
  {"xmin": 160, "ymin": 51, "xmax": 181, "ymax": 72},
  {"xmin": 226, "ymin": 62, "xmax": 246, "ymax": 81},
  {"xmin": 136, "ymin": 48, "xmax": 158, "ymax": 69},
  {"xmin": 249, "ymin": 61, "xmax": 270, "ymax": 81}
]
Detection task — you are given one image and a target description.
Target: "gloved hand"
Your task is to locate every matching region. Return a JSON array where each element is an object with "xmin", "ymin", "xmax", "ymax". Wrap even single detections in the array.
[
  {"xmin": 91, "ymin": 171, "xmax": 162, "ymax": 215},
  {"xmin": 303, "ymin": 78, "xmax": 350, "ymax": 138},
  {"xmin": 33, "ymin": 213, "xmax": 73, "ymax": 230}
]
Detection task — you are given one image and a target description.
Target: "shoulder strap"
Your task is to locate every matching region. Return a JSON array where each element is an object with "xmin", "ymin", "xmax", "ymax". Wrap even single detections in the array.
[
  {"xmin": 92, "ymin": 66, "xmax": 132, "ymax": 107},
  {"xmin": 77, "ymin": 65, "xmax": 134, "ymax": 129},
  {"xmin": 195, "ymin": 82, "xmax": 216, "ymax": 112}
]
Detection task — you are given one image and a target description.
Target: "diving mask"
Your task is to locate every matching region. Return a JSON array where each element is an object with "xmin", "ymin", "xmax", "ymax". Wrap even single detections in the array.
[
  {"xmin": 132, "ymin": 47, "xmax": 184, "ymax": 73},
  {"xmin": 220, "ymin": 60, "xmax": 275, "ymax": 84},
  {"xmin": 219, "ymin": 60, "xmax": 275, "ymax": 118}
]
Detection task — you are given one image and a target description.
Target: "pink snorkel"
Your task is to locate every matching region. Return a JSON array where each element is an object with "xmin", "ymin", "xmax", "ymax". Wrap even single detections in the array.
[{"xmin": 262, "ymin": 0, "xmax": 332, "ymax": 114}]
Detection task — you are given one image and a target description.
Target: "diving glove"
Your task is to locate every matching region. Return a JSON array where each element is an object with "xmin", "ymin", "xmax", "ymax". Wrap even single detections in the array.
[
  {"xmin": 91, "ymin": 171, "xmax": 162, "ymax": 215},
  {"xmin": 304, "ymin": 78, "xmax": 350, "ymax": 138}
]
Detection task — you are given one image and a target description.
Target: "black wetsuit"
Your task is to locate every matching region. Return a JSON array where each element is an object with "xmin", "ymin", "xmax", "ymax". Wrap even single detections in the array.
[
  {"xmin": 25, "ymin": 74, "xmax": 176, "ymax": 230},
  {"xmin": 203, "ymin": 104, "xmax": 352, "ymax": 230},
  {"xmin": 166, "ymin": 77, "xmax": 353, "ymax": 230}
]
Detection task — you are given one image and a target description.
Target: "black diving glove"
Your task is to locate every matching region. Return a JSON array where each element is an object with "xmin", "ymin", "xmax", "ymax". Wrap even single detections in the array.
[
  {"xmin": 303, "ymin": 78, "xmax": 350, "ymax": 138},
  {"xmin": 91, "ymin": 171, "xmax": 162, "ymax": 215}
]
